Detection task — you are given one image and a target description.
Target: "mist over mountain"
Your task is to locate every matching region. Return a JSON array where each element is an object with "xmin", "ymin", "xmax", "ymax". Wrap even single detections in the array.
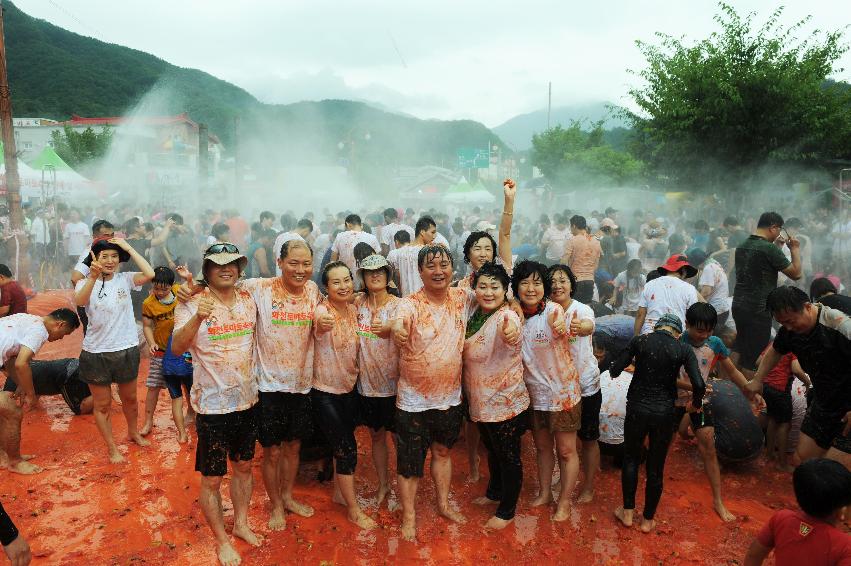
[{"xmin": 493, "ymin": 102, "xmax": 628, "ymax": 150}]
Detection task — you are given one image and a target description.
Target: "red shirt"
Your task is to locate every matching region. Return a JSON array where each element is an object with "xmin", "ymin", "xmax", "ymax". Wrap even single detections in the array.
[
  {"xmin": 757, "ymin": 509, "xmax": 851, "ymax": 566},
  {"xmin": 0, "ymin": 280, "xmax": 27, "ymax": 316},
  {"xmin": 762, "ymin": 343, "xmax": 797, "ymax": 392}
]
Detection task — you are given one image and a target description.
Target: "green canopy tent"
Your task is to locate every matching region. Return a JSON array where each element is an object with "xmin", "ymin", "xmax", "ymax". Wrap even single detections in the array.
[{"xmin": 28, "ymin": 146, "xmax": 76, "ymax": 171}]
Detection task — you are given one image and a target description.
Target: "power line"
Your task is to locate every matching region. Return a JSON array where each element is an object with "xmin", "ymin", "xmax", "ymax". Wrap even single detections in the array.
[
  {"xmin": 44, "ymin": 0, "xmax": 105, "ymax": 39},
  {"xmin": 388, "ymin": 31, "xmax": 407, "ymax": 69}
]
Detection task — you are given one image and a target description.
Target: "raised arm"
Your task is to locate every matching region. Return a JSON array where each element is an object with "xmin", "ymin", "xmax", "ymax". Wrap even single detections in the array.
[{"xmin": 498, "ymin": 179, "xmax": 515, "ymax": 267}]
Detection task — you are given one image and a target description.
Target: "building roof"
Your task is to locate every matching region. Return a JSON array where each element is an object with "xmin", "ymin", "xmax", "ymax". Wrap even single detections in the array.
[{"xmin": 60, "ymin": 112, "xmax": 198, "ymax": 128}]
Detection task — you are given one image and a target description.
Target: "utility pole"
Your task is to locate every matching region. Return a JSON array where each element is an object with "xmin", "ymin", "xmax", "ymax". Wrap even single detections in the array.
[
  {"xmin": 0, "ymin": 0, "xmax": 22, "ymax": 231},
  {"xmin": 547, "ymin": 82, "xmax": 552, "ymax": 131},
  {"xmin": 198, "ymin": 123, "xmax": 208, "ymax": 193},
  {"xmin": 232, "ymin": 116, "xmax": 239, "ymax": 202}
]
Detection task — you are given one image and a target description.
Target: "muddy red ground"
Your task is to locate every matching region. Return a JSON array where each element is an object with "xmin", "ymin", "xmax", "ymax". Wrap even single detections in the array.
[{"xmin": 2, "ymin": 292, "xmax": 813, "ymax": 564}]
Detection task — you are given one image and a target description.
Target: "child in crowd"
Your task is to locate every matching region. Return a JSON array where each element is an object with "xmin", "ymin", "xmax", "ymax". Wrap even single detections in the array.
[{"xmin": 744, "ymin": 458, "xmax": 851, "ymax": 565}]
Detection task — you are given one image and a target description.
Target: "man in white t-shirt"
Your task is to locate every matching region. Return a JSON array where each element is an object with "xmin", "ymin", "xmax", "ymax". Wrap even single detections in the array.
[
  {"xmin": 540, "ymin": 214, "xmax": 572, "ymax": 263},
  {"xmin": 62, "ymin": 209, "xmax": 90, "ymax": 268},
  {"xmin": 0, "ymin": 309, "xmax": 79, "ymax": 474},
  {"xmin": 379, "ymin": 208, "xmax": 414, "ymax": 256},
  {"xmin": 688, "ymin": 248, "xmax": 730, "ymax": 333},
  {"xmin": 387, "ymin": 216, "xmax": 438, "ymax": 297},
  {"xmin": 634, "ymin": 254, "xmax": 702, "ymax": 336},
  {"xmin": 331, "ymin": 214, "xmax": 380, "ymax": 274},
  {"xmin": 273, "ymin": 218, "xmax": 312, "ymax": 276}
]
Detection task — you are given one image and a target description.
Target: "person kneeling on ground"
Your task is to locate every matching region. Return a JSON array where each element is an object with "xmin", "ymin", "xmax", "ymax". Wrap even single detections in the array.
[{"xmin": 3, "ymin": 358, "xmax": 93, "ymax": 416}]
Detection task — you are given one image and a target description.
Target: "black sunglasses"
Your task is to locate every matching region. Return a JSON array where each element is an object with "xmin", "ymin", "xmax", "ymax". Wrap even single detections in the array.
[{"xmin": 204, "ymin": 243, "xmax": 239, "ymax": 256}]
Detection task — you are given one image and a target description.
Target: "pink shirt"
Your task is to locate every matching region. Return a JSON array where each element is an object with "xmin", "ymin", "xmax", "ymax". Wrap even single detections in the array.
[
  {"xmin": 463, "ymin": 306, "xmax": 529, "ymax": 422},
  {"xmin": 312, "ymin": 302, "xmax": 359, "ymax": 394},
  {"xmin": 562, "ymin": 233, "xmax": 602, "ymax": 281},
  {"xmin": 356, "ymin": 297, "xmax": 400, "ymax": 397}
]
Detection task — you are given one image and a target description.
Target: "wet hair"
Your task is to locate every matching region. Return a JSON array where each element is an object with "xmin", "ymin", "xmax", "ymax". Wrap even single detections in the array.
[
  {"xmin": 0, "ymin": 264, "xmax": 11, "ymax": 278},
  {"xmin": 48, "ymin": 307, "xmax": 81, "ymax": 330},
  {"xmin": 345, "ymin": 214, "xmax": 362, "ymax": 227},
  {"xmin": 394, "ymin": 230, "xmax": 411, "ymax": 245},
  {"xmin": 297, "ymin": 218, "xmax": 313, "ymax": 233},
  {"xmin": 546, "ymin": 263, "xmax": 577, "ymax": 298},
  {"xmin": 757, "ymin": 212, "xmax": 784, "ymax": 229},
  {"xmin": 810, "ymin": 277, "xmax": 838, "ymax": 301},
  {"xmin": 415, "ymin": 216, "xmax": 436, "ymax": 238},
  {"xmin": 512, "ymin": 260, "xmax": 551, "ymax": 299},
  {"xmin": 463, "ymin": 231, "xmax": 497, "ymax": 264},
  {"xmin": 597, "ymin": 281, "xmax": 615, "ymax": 300},
  {"xmin": 792, "ymin": 458, "xmax": 851, "ymax": 519},
  {"xmin": 354, "ymin": 242, "xmax": 375, "ymax": 266},
  {"xmin": 472, "ymin": 262, "xmax": 510, "ymax": 294},
  {"xmin": 152, "ymin": 266, "xmax": 176, "ymax": 287},
  {"xmin": 211, "ymin": 222, "xmax": 230, "ymax": 239},
  {"xmin": 279, "ymin": 214, "xmax": 295, "ymax": 232},
  {"xmin": 766, "ymin": 285, "xmax": 809, "ymax": 314},
  {"xmin": 321, "ymin": 260, "xmax": 353, "ymax": 286},
  {"xmin": 92, "ymin": 219, "xmax": 114, "ymax": 234},
  {"xmin": 417, "ymin": 244, "xmax": 453, "ymax": 270},
  {"xmin": 685, "ymin": 302, "xmax": 718, "ymax": 330},
  {"xmin": 124, "ymin": 217, "xmax": 141, "ymax": 235},
  {"xmin": 646, "ymin": 270, "xmax": 662, "ymax": 283},
  {"xmin": 260, "ymin": 211, "xmax": 275, "ymax": 222},
  {"xmin": 280, "ymin": 239, "xmax": 313, "ymax": 260},
  {"xmin": 166, "ymin": 214, "xmax": 183, "ymax": 226},
  {"xmin": 570, "ymin": 215, "xmax": 587, "ymax": 230},
  {"xmin": 383, "ymin": 207, "xmax": 399, "ymax": 221},
  {"xmin": 627, "ymin": 258, "xmax": 643, "ymax": 274},
  {"xmin": 722, "ymin": 216, "xmax": 739, "ymax": 227}
]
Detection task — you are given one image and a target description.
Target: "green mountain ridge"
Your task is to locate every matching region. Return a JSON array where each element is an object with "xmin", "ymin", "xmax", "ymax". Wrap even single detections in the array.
[{"xmin": 2, "ymin": 1, "xmax": 505, "ymax": 166}]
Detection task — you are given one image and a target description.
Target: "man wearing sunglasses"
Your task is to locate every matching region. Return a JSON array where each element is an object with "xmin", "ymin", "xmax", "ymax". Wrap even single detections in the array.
[{"xmin": 172, "ymin": 243, "xmax": 262, "ymax": 566}]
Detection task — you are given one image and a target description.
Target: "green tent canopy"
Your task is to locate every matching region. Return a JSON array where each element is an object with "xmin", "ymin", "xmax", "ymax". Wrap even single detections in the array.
[{"xmin": 27, "ymin": 146, "xmax": 76, "ymax": 171}]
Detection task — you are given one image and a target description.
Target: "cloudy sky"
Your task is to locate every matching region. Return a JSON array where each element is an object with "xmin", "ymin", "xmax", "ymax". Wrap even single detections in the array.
[{"xmin": 16, "ymin": 0, "xmax": 851, "ymax": 127}]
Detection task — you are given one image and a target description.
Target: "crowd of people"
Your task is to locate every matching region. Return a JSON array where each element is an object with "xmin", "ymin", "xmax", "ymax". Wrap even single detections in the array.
[{"xmin": 1, "ymin": 184, "xmax": 850, "ymax": 565}]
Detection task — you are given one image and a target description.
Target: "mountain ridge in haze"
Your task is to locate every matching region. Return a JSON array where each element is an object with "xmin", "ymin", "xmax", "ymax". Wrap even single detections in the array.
[{"xmin": 493, "ymin": 102, "xmax": 628, "ymax": 150}]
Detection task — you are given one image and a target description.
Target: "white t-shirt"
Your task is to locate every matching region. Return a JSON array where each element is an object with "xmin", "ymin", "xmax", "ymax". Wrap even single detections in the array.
[
  {"xmin": 76, "ymin": 272, "xmax": 141, "ymax": 353},
  {"xmin": 599, "ymin": 370, "xmax": 631, "ymax": 445},
  {"xmin": 63, "ymin": 222, "xmax": 90, "ymax": 257},
  {"xmin": 625, "ymin": 241, "xmax": 641, "ymax": 261},
  {"xmin": 387, "ymin": 245, "xmax": 424, "ymax": 296},
  {"xmin": 563, "ymin": 300, "xmax": 600, "ymax": 396},
  {"xmin": 30, "ymin": 217, "xmax": 49, "ymax": 245},
  {"xmin": 614, "ymin": 271, "xmax": 644, "ymax": 313},
  {"xmin": 331, "ymin": 230, "xmax": 381, "ymax": 273},
  {"xmin": 637, "ymin": 275, "xmax": 699, "ymax": 335},
  {"xmin": 541, "ymin": 227, "xmax": 572, "ymax": 261},
  {"xmin": 273, "ymin": 232, "xmax": 306, "ymax": 276},
  {"xmin": 0, "ymin": 314, "xmax": 48, "ymax": 365},
  {"xmin": 434, "ymin": 232, "xmax": 450, "ymax": 249},
  {"xmin": 73, "ymin": 250, "xmax": 91, "ymax": 278},
  {"xmin": 697, "ymin": 259, "xmax": 729, "ymax": 314},
  {"xmin": 380, "ymin": 223, "xmax": 414, "ymax": 250}
]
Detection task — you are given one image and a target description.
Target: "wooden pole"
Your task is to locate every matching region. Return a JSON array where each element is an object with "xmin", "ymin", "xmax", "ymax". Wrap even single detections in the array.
[{"xmin": 0, "ymin": 0, "xmax": 22, "ymax": 231}]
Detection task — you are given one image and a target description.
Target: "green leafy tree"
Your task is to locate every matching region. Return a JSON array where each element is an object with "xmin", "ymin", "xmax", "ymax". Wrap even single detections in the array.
[
  {"xmin": 624, "ymin": 3, "xmax": 851, "ymax": 192},
  {"xmin": 50, "ymin": 125, "xmax": 114, "ymax": 169},
  {"xmin": 531, "ymin": 121, "xmax": 644, "ymax": 187}
]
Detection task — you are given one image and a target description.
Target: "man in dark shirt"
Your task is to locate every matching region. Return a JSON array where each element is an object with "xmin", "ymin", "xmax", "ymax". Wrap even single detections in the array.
[
  {"xmin": 731, "ymin": 212, "xmax": 801, "ymax": 377},
  {"xmin": 748, "ymin": 286, "xmax": 851, "ymax": 469},
  {"xmin": 810, "ymin": 277, "xmax": 851, "ymax": 316},
  {"xmin": 609, "ymin": 313, "xmax": 706, "ymax": 533},
  {"xmin": 0, "ymin": 264, "xmax": 26, "ymax": 317},
  {"xmin": 2, "ymin": 358, "xmax": 92, "ymax": 415}
]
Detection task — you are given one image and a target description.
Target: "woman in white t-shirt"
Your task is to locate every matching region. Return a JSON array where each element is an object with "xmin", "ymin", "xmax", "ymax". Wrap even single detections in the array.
[{"xmin": 74, "ymin": 237, "xmax": 154, "ymax": 463}]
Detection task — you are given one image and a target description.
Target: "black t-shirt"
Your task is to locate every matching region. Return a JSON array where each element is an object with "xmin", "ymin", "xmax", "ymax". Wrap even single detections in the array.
[
  {"xmin": 819, "ymin": 294, "xmax": 851, "ymax": 316},
  {"xmin": 773, "ymin": 305, "xmax": 851, "ymax": 415},
  {"xmin": 2, "ymin": 358, "xmax": 88, "ymax": 414},
  {"xmin": 125, "ymin": 237, "xmax": 151, "ymax": 273},
  {"xmin": 732, "ymin": 235, "xmax": 790, "ymax": 313}
]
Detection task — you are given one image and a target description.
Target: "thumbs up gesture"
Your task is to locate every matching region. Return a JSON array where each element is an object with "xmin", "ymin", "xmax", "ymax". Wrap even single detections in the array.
[
  {"xmin": 393, "ymin": 316, "xmax": 412, "ymax": 347},
  {"xmin": 568, "ymin": 312, "xmax": 581, "ymax": 336},
  {"xmin": 500, "ymin": 312, "xmax": 520, "ymax": 346},
  {"xmin": 316, "ymin": 305, "xmax": 335, "ymax": 333},
  {"xmin": 549, "ymin": 306, "xmax": 567, "ymax": 337},
  {"xmin": 196, "ymin": 294, "xmax": 215, "ymax": 320}
]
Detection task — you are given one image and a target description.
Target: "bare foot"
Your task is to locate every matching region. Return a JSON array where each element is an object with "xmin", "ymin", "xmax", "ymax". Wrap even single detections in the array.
[
  {"xmin": 552, "ymin": 502, "xmax": 572, "ymax": 522},
  {"xmin": 530, "ymin": 492, "xmax": 553, "ymax": 507},
  {"xmin": 268, "ymin": 506, "xmax": 286, "ymax": 531},
  {"xmin": 376, "ymin": 484, "xmax": 390, "ymax": 507},
  {"xmin": 348, "ymin": 509, "xmax": 378, "ymax": 530},
  {"xmin": 332, "ymin": 490, "xmax": 346, "ymax": 506},
  {"xmin": 129, "ymin": 433, "xmax": 150, "ymax": 447},
  {"xmin": 437, "ymin": 505, "xmax": 467, "ymax": 525},
  {"xmin": 284, "ymin": 498, "xmax": 314, "ymax": 518},
  {"xmin": 577, "ymin": 490, "xmax": 594, "ymax": 504},
  {"xmin": 484, "ymin": 515, "xmax": 512, "ymax": 530},
  {"xmin": 108, "ymin": 449, "xmax": 126, "ymax": 464},
  {"xmin": 139, "ymin": 422, "xmax": 153, "ymax": 436},
  {"xmin": 177, "ymin": 431, "xmax": 189, "ymax": 444},
  {"xmin": 217, "ymin": 541, "xmax": 241, "ymax": 566},
  {"xmin": 467, "ymin": 456, "xmax": 481, "ymax": 483},
  {"xmin": 614, "ymin": 506, "xmax": 633, "ymax": 528},
  {"xmin": 20, "ymin": 454, "xmax": 35, "ymax": 461},
  {"xmin": 713, "ymin": 500, "xmax": 736, "ymax": 522},
  {"xmin": 8, "ymin": 460, "xmax": 43, "ymax": 475},
  {"xmin": 232, "ymin": 524, "xmax": 263, "ymax": 547},
  {"xmin": 472, "ymin": 496, "xmax": 499, "ymax": 507},
  {"xmin": 400, "ymin": 516, "xmax": 417, "ymax": 542},
  {"xmin": 640, "ymin": 518, "xmax": 656, "ymax": 533}
]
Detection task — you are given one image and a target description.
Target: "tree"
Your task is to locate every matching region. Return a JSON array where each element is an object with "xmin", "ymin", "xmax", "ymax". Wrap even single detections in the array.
[
  {"xmin": 50, "ymin": 125, "xmax": 114, "ymax": 170},
  {"xmin": 623, "ymin": 3, "xmax": 851, "ymax": 192},
  {"xmin": 531, "ymin": 121, "xmax": 644, "ymax": 188}
]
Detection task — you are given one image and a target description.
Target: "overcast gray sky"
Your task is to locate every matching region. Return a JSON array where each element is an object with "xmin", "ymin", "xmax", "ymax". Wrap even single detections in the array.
[{"xmin": 15, "ymin": 0, "xmax": 851, "ymax": 127}]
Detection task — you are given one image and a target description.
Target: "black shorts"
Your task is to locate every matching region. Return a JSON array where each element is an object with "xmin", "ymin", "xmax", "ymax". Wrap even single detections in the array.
[
  {"xmin": 578, "ymin": 390, "xmax": 603, "ymax": 441},
  {"xmin": 395, "ymin": 404, "xmax": 464, "ymax": 478},
  {"xmin": 762, "ymin": 385, "xmax": 793, "ymax": 424},
  {"xmin": 731, "ymin": 307, "xmax": 772, "ymax": 370},
  {"xmin": 79, "ymin": 347, "xmax": 140, "ymax": 385},
  {"xmin": 257, "ymin": 391, "xmax": 313, "ymax": 447},
  {"xmin": 164, "ymin": 375, "xmax": 193, "ymax": 400},
  {"xmin": 800, "ymin": 400, "xmax": 851, "ymax": 454},
  {"xmin": 673, "ymin": 403, "xmax": 714, "ymax": 431},
  {"xmin": 195, "ymin": 405, "xmax": 259, "ymax": 477},
  {"xmin": 359, "ymin": 394, "xmax": 396, "ymax": 432}
]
